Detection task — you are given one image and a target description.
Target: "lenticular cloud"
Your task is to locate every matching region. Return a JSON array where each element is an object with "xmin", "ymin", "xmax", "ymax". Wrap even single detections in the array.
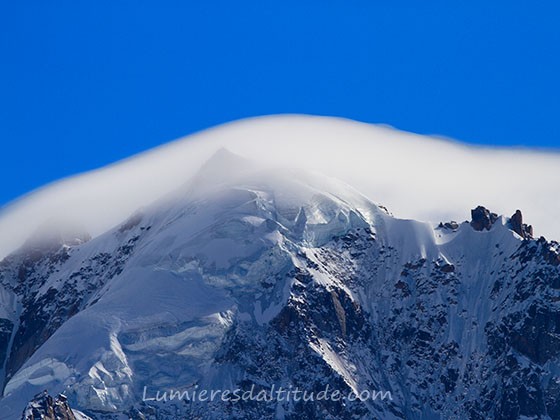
[{"xmin": 1, "ymin": 114, "xmax": 559, "ymax": 259}]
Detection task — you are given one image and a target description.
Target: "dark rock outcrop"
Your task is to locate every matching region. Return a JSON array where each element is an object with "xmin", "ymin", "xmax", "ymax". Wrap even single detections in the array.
[
  {"xmin": 438, "ymin": 221, "xmax": 459, "ymax": 231},
  {"xmin": 21, "ymin": 391, "xmax": 76, "ymax": 420},
  {"xmin": 470, "ymin": 206, "xmax": 498, "ymax": 231},
  {"xmin": 509, "ymin": 209, "xmax": 533, "ymax": 239}
]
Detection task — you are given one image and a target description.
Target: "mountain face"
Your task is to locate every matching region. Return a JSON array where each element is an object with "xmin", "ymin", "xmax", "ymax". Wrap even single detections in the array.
[{"xmin": 0, "ymin": 150, "xmax": 559, "ymax": 419}]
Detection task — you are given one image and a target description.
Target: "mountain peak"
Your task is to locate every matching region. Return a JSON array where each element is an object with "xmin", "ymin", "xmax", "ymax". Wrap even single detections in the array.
[{"xmin": 188, "ymin": 148, "xmax": 257, "ymax": 191}]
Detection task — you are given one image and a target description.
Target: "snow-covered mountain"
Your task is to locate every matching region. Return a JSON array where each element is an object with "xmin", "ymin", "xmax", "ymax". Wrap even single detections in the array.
[
  {"xmin": 2, "ymin": 115, "xmax": 560, "ymax": 262},
  {"xmin": 2, "ymin": 148, "xmax": 560, "ymax": 419}
]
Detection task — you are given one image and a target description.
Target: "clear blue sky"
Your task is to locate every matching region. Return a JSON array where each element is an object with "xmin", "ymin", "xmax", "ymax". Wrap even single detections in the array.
[{"xmin": 1, "ymin": 1, "xmax": 559, "ymax": 206}]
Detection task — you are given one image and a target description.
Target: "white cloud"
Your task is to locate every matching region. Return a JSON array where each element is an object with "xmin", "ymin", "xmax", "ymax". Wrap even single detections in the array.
[{"xmin": 1, "ymin": 114, "xmax": 559, "ymax": 259}]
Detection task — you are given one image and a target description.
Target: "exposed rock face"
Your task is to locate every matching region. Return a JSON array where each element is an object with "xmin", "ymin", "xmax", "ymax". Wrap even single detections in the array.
[
  {"xmin": 509, "ymin": 209, "xmax": 534, "ymax": 239},
  {"xmin": 21, "ymin": 391, "xmax": 76, "ymax": 420},
  {"xmin": 470, "ymin": 206, "xmax": 498, "ymax": 231}
]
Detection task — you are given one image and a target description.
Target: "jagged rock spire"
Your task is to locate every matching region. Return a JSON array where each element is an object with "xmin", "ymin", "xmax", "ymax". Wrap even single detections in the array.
[{"xmin": 510, "ymin": 209, "xmax": 534, "ymax": 239}]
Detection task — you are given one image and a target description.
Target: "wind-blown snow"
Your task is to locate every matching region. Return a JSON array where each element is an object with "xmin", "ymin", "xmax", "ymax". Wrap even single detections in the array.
[{"xmin": 0, "ymin": 114, "xmax": 559, "ymax": 259}]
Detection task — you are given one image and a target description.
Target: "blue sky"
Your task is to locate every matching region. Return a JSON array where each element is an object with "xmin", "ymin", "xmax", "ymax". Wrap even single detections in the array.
[{"xmin": 1, "ymin": 1, "xmax": 559, "ymax": 206}]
